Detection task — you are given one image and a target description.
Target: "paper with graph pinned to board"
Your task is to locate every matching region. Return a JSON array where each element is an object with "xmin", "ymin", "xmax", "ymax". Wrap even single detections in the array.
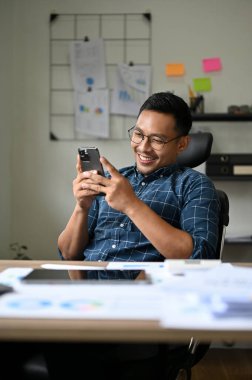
[
  {"xmin": 111, "ymin": 63, "xmax": 151, "ymax": 116},
  {"xmin": 74, "ymin": 88, "xmax": 110, "ymax": 138},
  {"xmin": 69, "ymin": 38, "xmax": 107, "ymax": 92}
]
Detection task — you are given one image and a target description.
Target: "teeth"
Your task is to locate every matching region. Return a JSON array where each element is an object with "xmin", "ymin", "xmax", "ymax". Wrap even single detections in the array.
[{"xmin": 139, "ymin": 154, "xmax": 153, "ymax": 162}]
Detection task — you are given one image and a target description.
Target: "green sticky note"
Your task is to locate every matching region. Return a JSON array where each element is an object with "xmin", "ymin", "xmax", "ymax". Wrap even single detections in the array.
[{"xmin": 193, "ymin": 77, "xmax": 212, "ymax": 92}]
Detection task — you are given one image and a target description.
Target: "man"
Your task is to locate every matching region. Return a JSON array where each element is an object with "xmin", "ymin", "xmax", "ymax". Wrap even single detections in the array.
[
  {"xmin": 45, "ymin": 91, "xmax": 220, "ymax": 380},
  {"xmin": 59, "ymin": 91, "xmax": 219, "ymax": 262}
]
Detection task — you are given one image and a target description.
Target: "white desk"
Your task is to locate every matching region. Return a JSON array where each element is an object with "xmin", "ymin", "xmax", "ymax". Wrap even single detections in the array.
[{"xmin": 0, "ymin": 260, "xmax": 251, "ymax": 343}]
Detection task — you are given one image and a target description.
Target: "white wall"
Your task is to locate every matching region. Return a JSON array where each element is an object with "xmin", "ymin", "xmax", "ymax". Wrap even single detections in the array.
[
  {"xmin": 1, "ymin": 0, "xmax": 252, "ymax": 259},
  {"xmin": 0, "ymin": 0, "xmax": 12, "ymax": 258}
]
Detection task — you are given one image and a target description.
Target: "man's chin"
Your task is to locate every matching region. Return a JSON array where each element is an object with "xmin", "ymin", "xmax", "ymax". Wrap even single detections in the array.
[{"xmin": 136, "ymin": 163, "xmax": 155, "ymax": 176}]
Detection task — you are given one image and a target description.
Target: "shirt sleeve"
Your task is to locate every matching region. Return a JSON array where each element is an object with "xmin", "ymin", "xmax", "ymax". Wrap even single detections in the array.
[{"xmin": 180, "ymin": 172, "xmax": 220, "ymax": 260}]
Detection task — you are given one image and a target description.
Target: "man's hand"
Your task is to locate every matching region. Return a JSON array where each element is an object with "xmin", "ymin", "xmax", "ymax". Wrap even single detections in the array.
[
  {"xmin": 73, "ymin": 155, "xmax": 100, "ymax": 210},
  {"xmin": 81, "ymin": 156, "xmax": 139, "ymax": 214}
]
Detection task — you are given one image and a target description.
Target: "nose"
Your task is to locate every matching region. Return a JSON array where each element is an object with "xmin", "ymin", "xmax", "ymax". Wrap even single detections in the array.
[{"xmin": 138, "ymin": 135, "xmax": 152, "ymax": 150}]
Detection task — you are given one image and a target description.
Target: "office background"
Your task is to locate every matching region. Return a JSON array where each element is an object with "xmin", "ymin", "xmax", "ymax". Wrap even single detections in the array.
[{"xmin": 1, "ymin": 0, "xmax": 252, "ymax": 259}]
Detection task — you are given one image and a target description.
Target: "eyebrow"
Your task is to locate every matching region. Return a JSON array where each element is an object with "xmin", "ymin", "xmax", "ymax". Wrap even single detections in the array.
[{"xmin": 134, "ymin": 126, "xmax": 172, "ymax": 139}]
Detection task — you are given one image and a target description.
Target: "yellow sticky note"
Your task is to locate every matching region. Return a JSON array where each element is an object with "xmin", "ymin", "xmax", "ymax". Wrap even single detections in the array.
[
  {"xmin": 166, "ymin": 63, "xmax": 185, "ymax": 77},
  {"xmin": 193, "ymin": 77, "xmax": 212, "ymax": 92}
]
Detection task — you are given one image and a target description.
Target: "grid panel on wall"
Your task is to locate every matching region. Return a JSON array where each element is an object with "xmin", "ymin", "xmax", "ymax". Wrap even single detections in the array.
[{"xmin": 49, "ymin": 13, "xmax": 152, "ymax": 141}]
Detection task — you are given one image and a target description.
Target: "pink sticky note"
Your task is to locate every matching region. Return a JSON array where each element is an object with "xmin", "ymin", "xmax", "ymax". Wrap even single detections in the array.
[{"xmin": 202, "ymin": 57, "xmax": 222, "ymax": 72}]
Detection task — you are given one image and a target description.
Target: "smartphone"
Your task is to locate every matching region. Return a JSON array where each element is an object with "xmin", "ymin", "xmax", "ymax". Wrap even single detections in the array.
[
  {"xmin": 21, "ymin": 269, "xmax": 150, "ymax": 284},
  {"xmin": 78, "ymin": 147, "xmax": 104, "ymax": 176}
]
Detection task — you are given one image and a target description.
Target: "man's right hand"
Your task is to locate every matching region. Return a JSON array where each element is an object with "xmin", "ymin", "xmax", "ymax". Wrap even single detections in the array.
[{"xmin": 73, "ymin": 155, "xmax": 99, "ymax": 210}]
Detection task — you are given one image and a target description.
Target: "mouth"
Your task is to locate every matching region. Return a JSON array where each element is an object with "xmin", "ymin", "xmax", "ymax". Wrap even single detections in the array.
[{"xmin": 137, "ymin": 153, "xmax": 157, "ymax": 165}]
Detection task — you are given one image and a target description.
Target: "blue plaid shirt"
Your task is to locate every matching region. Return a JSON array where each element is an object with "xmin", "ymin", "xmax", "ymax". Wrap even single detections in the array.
[{"xmin": 82, "ymin": 163, "xmax": 220, "ymax": 262}]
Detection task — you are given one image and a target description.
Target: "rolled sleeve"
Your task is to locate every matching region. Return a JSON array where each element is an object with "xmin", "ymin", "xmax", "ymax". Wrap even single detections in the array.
[{"xmin": 180, "ymin": 172, "xmax": 220, "ymax": 259}]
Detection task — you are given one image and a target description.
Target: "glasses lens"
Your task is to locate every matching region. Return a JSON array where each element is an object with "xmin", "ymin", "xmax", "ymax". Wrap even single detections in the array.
[
  {"xmin": 128, "ymin": 128, "xmax": 166, "ymax": 150},
  {"xmin": 149, "ymin": 137, "xmax": 165, "ymax": 151},
  {"xmin": 129, "ymin": 128, "xmax": 143, "ymax": 144}
]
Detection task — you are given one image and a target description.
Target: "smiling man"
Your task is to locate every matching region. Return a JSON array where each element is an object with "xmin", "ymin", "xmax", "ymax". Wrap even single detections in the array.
[
  {"xmin": 45, "ymin": 92, "xmax": 220, "ymax": 380},
  {"xmin": 58, "ymin": 91, "xmax": 220, "ymax": 263}
]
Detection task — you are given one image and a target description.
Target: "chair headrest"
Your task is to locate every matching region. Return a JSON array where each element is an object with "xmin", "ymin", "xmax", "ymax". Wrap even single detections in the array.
[{"xmin": 177, "ymin": 132, "xmax": 213, "ymax": 168}]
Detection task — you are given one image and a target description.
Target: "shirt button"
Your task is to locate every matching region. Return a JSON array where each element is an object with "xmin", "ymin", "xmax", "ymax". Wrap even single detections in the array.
[
  {"xmin": 120, "ymin": 223, "xmax": 124, "ymax": 227},
  {"xmin": 141, "ymin": 182, "xmax": 145, "ymax": 186},
  {"xmin": 160, "ymin": 174, "xmax": 163, "ymax": 178},
  {"xmin": 112, "ymin": 244, "xmax": 116, "ymax": 249}
]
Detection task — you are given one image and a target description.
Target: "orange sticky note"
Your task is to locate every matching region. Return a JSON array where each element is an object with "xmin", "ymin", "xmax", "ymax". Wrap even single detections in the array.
[{"xmin": 166, "ymin": 63, "xmax": 185, "ymax": 77}]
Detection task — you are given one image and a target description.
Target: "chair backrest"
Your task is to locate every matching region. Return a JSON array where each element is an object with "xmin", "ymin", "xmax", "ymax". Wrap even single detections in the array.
[
  {"xmin": 216, "ymin": 189, "xmax": 229, "ymax": 260},
  {"xmin": 177, "ymin": 132, "xmax": 213, "ymax": 168},
  {"xmin": 176, "ymin": 132, "xmax": 229, "ymax": 260}
]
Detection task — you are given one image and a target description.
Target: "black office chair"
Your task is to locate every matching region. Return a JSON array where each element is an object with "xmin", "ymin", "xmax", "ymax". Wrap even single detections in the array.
[
  {"xmin": 158, "ymin": 132, "xmax": 230, "ymax": 380},
  {"xmin": 177, "ymin": 131, "xmax": 213, "ymax": 168},
  {"xmin": 177, "ymin": 132, "xmax": 229, "ymax": 262},
  {"xmin": 22, "ymin": 352, "xmax": 49, "ymax": 380}
]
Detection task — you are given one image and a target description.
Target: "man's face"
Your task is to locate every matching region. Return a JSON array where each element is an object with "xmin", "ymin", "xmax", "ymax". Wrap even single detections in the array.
[{"xmin": 131, "ymin": 110, "xmax": 189, "ymax": 175}]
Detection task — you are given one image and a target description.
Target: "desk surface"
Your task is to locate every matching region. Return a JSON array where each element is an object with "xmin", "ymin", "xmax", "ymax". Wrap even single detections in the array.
[{"xmin": 0, "ymin": 260, "xmax": 251, "ymax": 343}]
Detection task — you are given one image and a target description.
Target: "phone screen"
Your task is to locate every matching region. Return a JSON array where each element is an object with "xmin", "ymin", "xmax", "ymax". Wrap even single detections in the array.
[{"xmin": 21, "ymin": 269, "xmax": 150, "ymax": 284}]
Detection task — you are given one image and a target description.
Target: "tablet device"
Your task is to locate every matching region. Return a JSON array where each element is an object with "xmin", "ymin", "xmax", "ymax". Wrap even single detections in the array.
[
  {"xmin": 21, "ymin": 269, "xmax": 150, "ymax": 284},
  {"xmin": 0, "ymin": 284, "xmax": 14, "ymax": 295}
]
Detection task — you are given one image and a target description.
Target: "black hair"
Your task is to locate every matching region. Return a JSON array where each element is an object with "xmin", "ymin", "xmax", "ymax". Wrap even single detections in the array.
[{"xmin": 138, "ymin": 91, "xmax": 192, "ymax": 135}]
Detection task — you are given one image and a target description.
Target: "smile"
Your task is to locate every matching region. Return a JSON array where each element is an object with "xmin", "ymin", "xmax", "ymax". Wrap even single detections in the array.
[{"xmin": 137, "ymin": 154, "xmax": 156, "ymax": 163}]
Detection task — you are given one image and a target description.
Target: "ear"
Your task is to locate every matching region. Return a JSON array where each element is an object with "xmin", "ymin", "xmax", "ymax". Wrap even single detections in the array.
[{"xmin": 177, "ymin": 135, "xmax": 190, "ymax": 153}]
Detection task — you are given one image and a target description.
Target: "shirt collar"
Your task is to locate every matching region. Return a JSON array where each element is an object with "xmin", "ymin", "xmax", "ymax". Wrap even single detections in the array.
[{"xmin": 134, "ymin": 162, "xmax": 180, "ymax": 181}]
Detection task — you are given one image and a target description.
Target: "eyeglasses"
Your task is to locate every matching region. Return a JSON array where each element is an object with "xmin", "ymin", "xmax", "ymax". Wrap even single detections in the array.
[{"xmin": 128, "ymin": 126, "xmax": 183, "ymax": 151}]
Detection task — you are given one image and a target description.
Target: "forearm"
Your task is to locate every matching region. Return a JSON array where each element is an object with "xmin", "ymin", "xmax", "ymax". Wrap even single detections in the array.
[
  {"xmin": 126, "ymin": 199, "xmax": 193, "ymax": 259},
  {"xmin": 58, "ymin": 204, "xmax": 90, "ymax": 260}
]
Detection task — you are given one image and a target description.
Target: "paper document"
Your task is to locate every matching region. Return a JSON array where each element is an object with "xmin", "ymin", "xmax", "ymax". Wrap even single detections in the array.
[
  {"xmin": 111, "ymin": 64, "xmax": 151, "ymax": 116},
  {"xmin": 41, "ymin": 264, "xmax": 104, "ymax": 270},
  {"xmin": 160, "ymin": 264, "xmax": 252, "ymax": 329},
  {"xmin": 0, "ymin": 283, "xmax": 162, "ymax": 320},
  {"xmin": 74, "ymin": 89, "xmax": 110, "ymax": 138},
  {"xmin": 0, "ymin": 267, "xmax": 33, "ymax": 286},
  {"xmin": 164, "ymin": 259, "xmax": 221, "ymax": 270},
  {"xmin": 69, "ymin": 39, "xmax": 106, "ymax": 92},
  {"xmin": 107, "ymin": 262, "xmax": 165, "ymax": 270}
]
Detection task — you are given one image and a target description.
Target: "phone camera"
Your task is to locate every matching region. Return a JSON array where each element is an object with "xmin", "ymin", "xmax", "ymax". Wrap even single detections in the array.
[{"xmin": 79, "ymin": 149, "xmax": 89, "ymax": 162}]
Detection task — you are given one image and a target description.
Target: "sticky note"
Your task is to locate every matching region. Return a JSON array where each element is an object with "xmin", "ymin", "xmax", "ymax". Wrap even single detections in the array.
[
  {"xmin": 166, "ymin": 63, "xmax": 185, "ymax": 77},
  {"xmin": 193, "ymin": 77, "xmax": 212, "ymax": 92},
  {"xmin": 202, "ymin": 57, "xmax": 222, "ymax": 72}
]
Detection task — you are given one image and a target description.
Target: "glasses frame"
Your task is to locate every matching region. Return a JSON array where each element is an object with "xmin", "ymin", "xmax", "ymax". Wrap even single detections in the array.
[{"xmin": 128, "ymin": 126, "xmax": 184, "ymax": 151}]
